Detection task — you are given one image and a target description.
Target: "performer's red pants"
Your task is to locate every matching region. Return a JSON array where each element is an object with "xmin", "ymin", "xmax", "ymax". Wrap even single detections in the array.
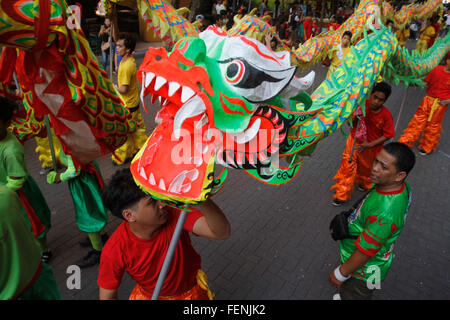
[
  {"xmin": 398, "ymin": 95, "xmax": 447, "ymax": 154},
  {"xmin": 331, "ymin": 135, "xmax": 377, "ymax": 201}
]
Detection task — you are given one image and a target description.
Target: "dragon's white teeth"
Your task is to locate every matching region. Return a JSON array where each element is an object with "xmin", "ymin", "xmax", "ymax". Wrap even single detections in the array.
[
  {"xmin": 158, "ymin": 178, "xmax": 166, "ymax": 191},
  {"xmin": 157, "ymin": 96, "xmax": 169, "ymax": 107},
  {"xmin": 145, "ymin": 72, "xmax": 155, "ymax": 88},
  {"xmin": 149, "ymin": 172, "xmax": 156, "ymax": 186},
  {"xmin": 154, "ymin": 76, "xmax": 167, "ymax": 91},
  {"xmin": 229, "ymin": 118, "xmax": 261, "ymax": 144},
  {"xmin": 168, "ymin": 81, "xmax": 181, "ymax": 97},
  {"xmin": 142, "ymin": 72, "xmax": 146, "ymax": 87},
  {"xmin": 173, "ymin": 95, "xmax": 206, "ymax": 140},
  {"xmin": 181, "ymin": 86, "xmax": 195, "ymax": 103},
  {"xmin": 140, "ymin": 167, "xmax": 147, "ymax": 180},
  {"xmin": 140, "ymin": 83, "xmax": 146, "ymax": 106},
  {"xmin": 158, "ymin": 96, "xmax": 167, "ymax": 106}
]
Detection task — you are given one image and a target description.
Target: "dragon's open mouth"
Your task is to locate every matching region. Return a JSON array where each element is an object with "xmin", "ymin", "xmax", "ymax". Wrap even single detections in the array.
[{"xmin": 133, "ymin": 68, "xmax": 280, "ymax": 201}]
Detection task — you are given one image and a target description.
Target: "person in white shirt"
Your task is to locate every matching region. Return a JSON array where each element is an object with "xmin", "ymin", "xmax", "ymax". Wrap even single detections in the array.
[
  {"xmin": 445, "ymin": 8, "xmax": 450, "ymax": 36},
  {"xmin": 216, "ymin": 0, "xmax": 226, "ymax": 16},
  {"xmin": 410, "ymin": 21, "xmax": 418, "ymax": 40}
]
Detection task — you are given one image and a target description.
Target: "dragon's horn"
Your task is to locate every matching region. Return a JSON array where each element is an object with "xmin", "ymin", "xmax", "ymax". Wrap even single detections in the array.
[
  {"xmin": 249, "ymin": 8, "xmax": 258, "ymax": 16},
  {"xmin": 176, "ymin": 7, "xmax": 190, "ymax": 16}
]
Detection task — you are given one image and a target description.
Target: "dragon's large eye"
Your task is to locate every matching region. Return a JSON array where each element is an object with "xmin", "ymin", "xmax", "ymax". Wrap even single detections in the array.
[{"xmin": 226, "ymin": 60, "xmax": 245, "ymax": 84}]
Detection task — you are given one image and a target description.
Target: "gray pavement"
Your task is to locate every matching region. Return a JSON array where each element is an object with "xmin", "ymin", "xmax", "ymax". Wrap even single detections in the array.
[{"xmin": 22, "ymin": 39, "xmax": 450, "ymax": 300}]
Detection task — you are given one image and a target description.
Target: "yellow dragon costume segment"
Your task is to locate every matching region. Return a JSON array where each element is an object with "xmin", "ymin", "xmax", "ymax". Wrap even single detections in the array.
[{"xmin": 381, "ymin": 0, "xmax": 443, "ymax": 30}]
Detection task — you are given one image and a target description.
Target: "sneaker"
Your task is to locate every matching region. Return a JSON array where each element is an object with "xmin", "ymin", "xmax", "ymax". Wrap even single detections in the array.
[
  {"xmin": 333, "ymin": 293, "xmax": 341, "ymax": 300},
  {"xmin": 76, "ymin": 249, "xmax": 101, "ymax": 269},
  {"xmin": 41, "ymin": 250, "xmax": 53, "ymax": 263},
  {"xmin": 418, "ymin": 149, "xmax": 427, "ymax": 155},
  {"xmin": 332, "ymin": 199, "xmax": 347, "ymax": 207},
  {"xmin": 39, "ymin": 167, "xmax": 52, "ymax": 175},
  {"xmin": 79, "ymin": 233, "xmax": 109, "ymax": 248}
]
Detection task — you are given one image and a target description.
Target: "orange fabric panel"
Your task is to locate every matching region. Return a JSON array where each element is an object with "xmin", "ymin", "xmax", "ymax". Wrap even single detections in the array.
[
  {"xmin": 331, "ymin": 135, "xmax": 376, "ymax": 201},
  {"xmin": 399, "ymin": 95, "xmax": 447, "ymax": 153}
]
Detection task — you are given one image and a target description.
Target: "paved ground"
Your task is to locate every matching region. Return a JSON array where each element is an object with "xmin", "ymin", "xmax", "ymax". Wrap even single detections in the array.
[{"xmin": 23, "ymin": 39, "xmax": 450, "ymax": 300}]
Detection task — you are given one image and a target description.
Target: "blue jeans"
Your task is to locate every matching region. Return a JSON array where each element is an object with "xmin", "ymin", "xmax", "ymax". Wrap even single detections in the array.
[
  {"xmin": 101, "ymin": 49, "xmax": 109, "ymax": 71},
  {"xmin": 101, "ymin": 44, "xmax": 116, "ymax": 71}
]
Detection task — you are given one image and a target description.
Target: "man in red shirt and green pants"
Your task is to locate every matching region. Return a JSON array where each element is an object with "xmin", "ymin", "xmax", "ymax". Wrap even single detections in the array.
[
  {"xmin": 331, "ymin": 82, "xmax": 395, "ymax": 206},
  {"xmin": 329, "ymin": 142, "xmax": 415, "ymax": 300},
  {"xmin": 97, "ymin": 169, "xmax": 231, "ymax": 300},
  {"xmin": 398, "ymin": 51, "xmax": 450, "ymax": 155}
]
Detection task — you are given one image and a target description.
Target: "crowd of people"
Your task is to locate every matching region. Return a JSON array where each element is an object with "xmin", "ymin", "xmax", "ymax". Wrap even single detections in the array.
[
  {"xmin": 1, "ymin": 0, "xmax": 449, "ymax": 301},
  {"xmin": 195, "ymin": 1, "xmax": 449, "ymax": 52}
]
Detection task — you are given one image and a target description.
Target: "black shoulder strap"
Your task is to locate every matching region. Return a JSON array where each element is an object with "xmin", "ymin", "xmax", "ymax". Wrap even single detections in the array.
[{"xmin": 351, "ymin": 189, "xmax": 372, "ymax": 211}]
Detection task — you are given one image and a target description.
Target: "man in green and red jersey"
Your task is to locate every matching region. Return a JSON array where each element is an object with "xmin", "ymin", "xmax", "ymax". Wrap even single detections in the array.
[{"xmin": 328, "ymin": 142, "xmax": 416, "ymax": 300}]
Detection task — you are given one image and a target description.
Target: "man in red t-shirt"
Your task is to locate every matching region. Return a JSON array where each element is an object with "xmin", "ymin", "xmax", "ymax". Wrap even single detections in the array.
[
  {"xmin": 328, "ymin": 16, "xmax": 341, "ymax": 31},
  {"xmin": 331, "ymin": 82, "xmax": 395, "ymax": 206},
  {"xmin": 98, "ymin": 169, "xmax": 230, "ymax": 300},
  {"xmin": 303, "ymin": 16, "xmax": 313, "ymax": 41},
  {"xmin": 399, "ymin": 52, "xmax": 450, "ymax": 155}
]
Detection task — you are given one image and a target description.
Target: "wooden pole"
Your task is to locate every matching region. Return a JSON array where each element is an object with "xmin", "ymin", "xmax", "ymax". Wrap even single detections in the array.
[
  {"xmin": 44, "ymin": 115, "xmax": 58, "ymax": 171},
  {"xmin": 109, "ymin": 23, "xmax": 113, "ymax": 80},
  {"xmin": 395, "ymin": 86, "xmax": 409, "ymax": 134}
]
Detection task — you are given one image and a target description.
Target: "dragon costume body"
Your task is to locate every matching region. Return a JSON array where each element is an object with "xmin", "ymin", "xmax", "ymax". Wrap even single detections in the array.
[
  {"xmin": 0, "ymin": 0, "xmax": 137, "ymax": 167},
  {"xmin": 382, "ymin": 0, "xmax": 443, "ymax": 30},
  {"xmin": 129, "ymin": 19, "xmax": 450, "ymax": 207}
]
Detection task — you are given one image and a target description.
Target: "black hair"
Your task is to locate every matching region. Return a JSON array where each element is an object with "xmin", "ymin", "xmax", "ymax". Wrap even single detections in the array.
[
  {"xmin": 342, "ymin": 30, "xmax": 353, "ymax": 39},
  {"xmin": 101, "ymin": 168, "xmax": 149, "ymax": 220},
  {"xmin": 0, "ymin": 96, "xmax": 17, "ymax": 124},
  {"xmin": 383, "ymin": 142, "xmax": 416, "ymax": 175},
  {"xmin": 117, "ymin": 32, "xmax": 136, "ymax": 53},
  {"xmin": 371, "ymin": 81, "xmax": 392, "ymax": 100},
  {"xmin": 386, "ymin": 19, "xmax": 394, "ymax": 26},
  {"xmin": 271, "ymin": 36, "xmax": 278, "ymax": 46},
  {"xmin": 212, "ymin": 14, "xmax": 222, "ymax": 25}
]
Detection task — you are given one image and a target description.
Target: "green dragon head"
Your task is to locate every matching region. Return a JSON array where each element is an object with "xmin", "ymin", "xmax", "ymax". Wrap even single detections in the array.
[{"xmin": 130, "ymin": 26, "xmax": 319, "ymax": 206}]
